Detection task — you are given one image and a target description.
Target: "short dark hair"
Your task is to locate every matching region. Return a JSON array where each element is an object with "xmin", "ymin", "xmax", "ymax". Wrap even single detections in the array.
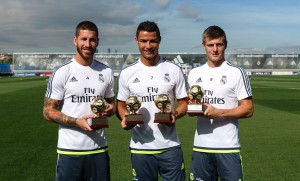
[
  {"xmin": 136, "ymin": 21, "xmax": 161, "ymax": 41},
  {"xmin": 202, "ymin": 26, "xmax": 227, "ymax": 48},
  {"xmin": 75, "ymin": 21, "xmax": 98, "ymax": 37}
]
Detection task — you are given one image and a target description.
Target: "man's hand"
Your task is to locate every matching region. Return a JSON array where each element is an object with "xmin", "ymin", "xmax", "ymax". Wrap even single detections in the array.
[
  {"xmin": 76, "ymin": 115, "xmax": 94, "ymax": 131},
  {"xmin": 121, "ymin": 114, "xmax": 136, "ymax": 130}
]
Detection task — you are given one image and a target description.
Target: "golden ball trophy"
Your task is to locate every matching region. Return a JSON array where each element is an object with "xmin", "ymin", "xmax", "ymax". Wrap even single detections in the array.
[
  {"xmin": 154, "ymin": 94, "xmax": 172, "ymax": 123},
  {"xmin": 187, "ymin": 85, "xmax": 204, "ymax": 114},
  {"xmin": 90, "ymin": 98, "xmax": 108, "ymax": 129},
  {"xmin": 125, "ymin": 96, "xmax": 143, "ymax": 125}
]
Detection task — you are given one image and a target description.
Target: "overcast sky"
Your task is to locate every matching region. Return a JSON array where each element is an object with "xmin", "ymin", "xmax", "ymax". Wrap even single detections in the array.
[{"xmin": 1, "ymin": 0, "xmax": 300, "ymax": 54}]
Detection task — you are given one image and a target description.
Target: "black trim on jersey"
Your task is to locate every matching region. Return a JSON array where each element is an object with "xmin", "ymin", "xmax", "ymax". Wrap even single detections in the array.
[
  {"xmin": 116, "ymin": 60, "xmax": 139, "ymax": 120},
  {"xmin": 116, "ymin": 60, "xmax": 139, "ymax": 91},
  {"xmin": 45, "ymin": 60, "xmax": 72, "ymax": 98},
  {"xmin": 93, "ymin": 59, "xmax": 110, "ymax": 69},
  {"xmin": 226, "ymin": 62, "xmax": 252, "ymax": 97}
]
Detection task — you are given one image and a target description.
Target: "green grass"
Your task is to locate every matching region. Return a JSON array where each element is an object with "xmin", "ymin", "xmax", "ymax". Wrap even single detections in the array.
[
  {"xmin": 240, "ymin": 76, "xmax": 300, "ymax": 180},
  {"xmin": 0, "ymin": 75, "xmax": 299, "ymax": 180}
]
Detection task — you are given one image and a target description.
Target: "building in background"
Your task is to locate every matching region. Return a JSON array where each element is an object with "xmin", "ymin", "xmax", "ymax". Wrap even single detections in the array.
[{"xmin": 3, "ymin": 53, "xmax": 300, "ymax": 77}]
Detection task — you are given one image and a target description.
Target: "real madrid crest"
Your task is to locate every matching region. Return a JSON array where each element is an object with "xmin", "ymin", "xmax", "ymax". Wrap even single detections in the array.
[
  {"xmin": 98, "ymin": 74, "xmax": 104, "ymax": 83},
  {"xmin": 220, "ymin": 75, "xmax": 227, "ymax": 85},
  {"xmin": 164, "ymin": 73, "xmax": 170, "ymax": 83}
]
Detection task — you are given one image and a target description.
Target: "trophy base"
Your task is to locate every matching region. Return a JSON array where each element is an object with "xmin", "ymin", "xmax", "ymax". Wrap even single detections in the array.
[
  {"xmin": 154, "ymin": 113, "xmax": 172, "ymax": 123},
  {"xmin": 126, "ymin": 114, "xmax": 144, "ymax": 125},
  {"xmin": 187, "ymin": 104, "xmax": 204, "ymax": 114},
  {"xmin": 91, "ymin": 117, "xmax": 108, "ymax": 129}
]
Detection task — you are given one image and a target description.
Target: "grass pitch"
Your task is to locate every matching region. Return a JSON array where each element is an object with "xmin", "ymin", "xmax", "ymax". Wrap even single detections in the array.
[{"xmin": 0, "ymin": 75, "xmax": 299, "ymax": 180}]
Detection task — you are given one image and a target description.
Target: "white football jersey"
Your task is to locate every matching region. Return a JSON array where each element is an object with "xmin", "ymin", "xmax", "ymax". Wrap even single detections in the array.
[
  {"xmin": 188, "ymin": 61, "xmax": 252, "ymax": 151},
  {"xmin": 45, "ymin": 58, "xmax": 114, "ymax": 152},
  {"xmin": 117, "ymin": 58, "xmax": 187, "ymax": 150}
]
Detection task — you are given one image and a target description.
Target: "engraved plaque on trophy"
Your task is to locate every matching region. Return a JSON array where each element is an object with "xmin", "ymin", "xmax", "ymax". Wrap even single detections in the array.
[
  {"xmin": 154, "ymin": 94, "xmax": 172, "ymax": 123},
  {"xmin": 187, "ymin": 85, "xmax": 204, "ymax": 114},
  {"xmin": 90, "ymin": 98, "xmax": 108, "ymax": 129},
  {"xmin": 125, "ymin": 96, "xmax": 143, "ymax": 125}
]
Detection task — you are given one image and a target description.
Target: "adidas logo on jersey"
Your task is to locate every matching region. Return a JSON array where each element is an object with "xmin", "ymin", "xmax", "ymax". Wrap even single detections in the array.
[
  {"xmin": 69, "ymin": 76, "xmax": 78, "ymax": 82},
  {"xmin": 133, "ymin": 78, "xmax": 140, "ymax": 83},
  {"xmin": 196, "ymin": 77, "xmax": 202, "ymax": 83}
]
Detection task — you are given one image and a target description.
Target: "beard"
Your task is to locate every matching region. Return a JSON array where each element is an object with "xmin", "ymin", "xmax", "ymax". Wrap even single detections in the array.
[{"xmin": 77, "ymin": 46, "xmax": 96, "ymax": 61}]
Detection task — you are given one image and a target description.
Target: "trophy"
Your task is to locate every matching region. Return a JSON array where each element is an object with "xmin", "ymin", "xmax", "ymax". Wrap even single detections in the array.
[
  {"xmin": 125, "ymin": 96, "xmax": 143, "ymax": 125},
  {"xmin": 154, "ymin": 94, "xmax": 172, "ymax": 123},
  {"xmin": 187, "ymin": 85, "xmax": 204, "ymax": 114},
  {"xmin": 90, "ymin": 98, "xmax": 108, "ymax": 129}
]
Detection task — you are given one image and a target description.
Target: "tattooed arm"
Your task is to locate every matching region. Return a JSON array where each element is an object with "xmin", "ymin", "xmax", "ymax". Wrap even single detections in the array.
[{"xmin": 43, "ymin": 97, "xmax": 92, "ymax": 131}]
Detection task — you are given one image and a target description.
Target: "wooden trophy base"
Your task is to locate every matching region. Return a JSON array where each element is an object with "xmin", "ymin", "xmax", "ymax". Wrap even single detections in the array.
[
  {"xmin": 126, "ymin": 114, "xmax": 144, "ymax": 125},
  {"xmin": 154, "ymin": 113, "xmax": 172, "ymax": 123},
  {"xmin": 91, "ymin": 116, "xmax": 108, "ymax": 129}
]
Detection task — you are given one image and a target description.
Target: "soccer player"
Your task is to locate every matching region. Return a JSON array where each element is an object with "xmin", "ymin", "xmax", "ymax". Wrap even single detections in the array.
[
  {"xmin": 117, "ymin": 21, "xmax": 188, "ymax": 181},
  {"xmin": 187, "ymin": 26, "xmax": 254, "ymax": 181},
  {"xmin": 43, "ymin": 21, "xmax": 116, "ymax": 181}
]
